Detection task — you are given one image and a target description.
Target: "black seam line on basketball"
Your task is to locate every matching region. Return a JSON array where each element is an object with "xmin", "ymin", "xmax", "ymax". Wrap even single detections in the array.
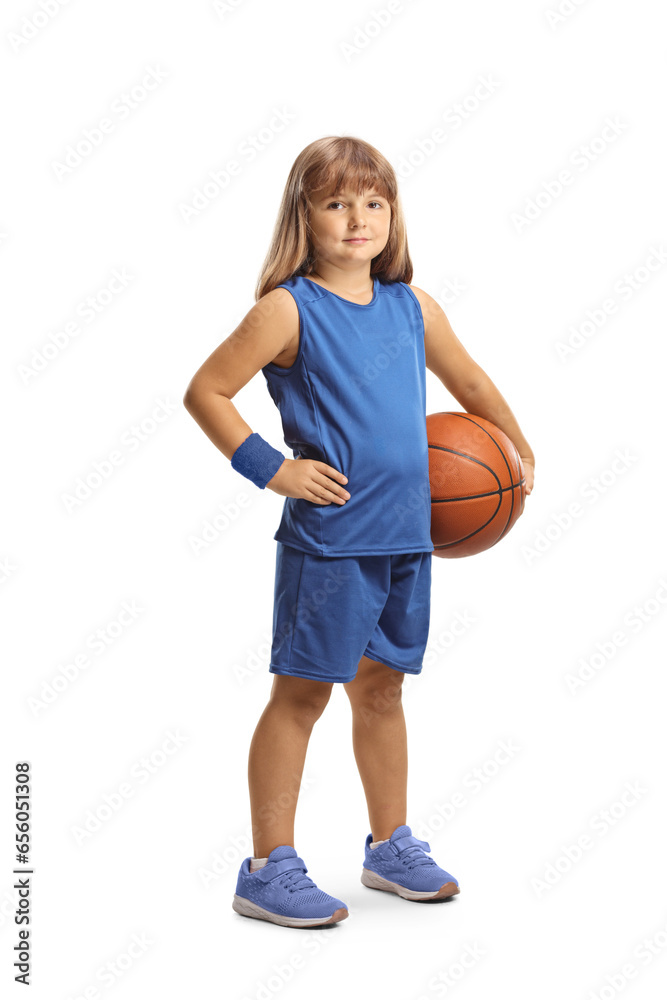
[
  {"xmin": 428, "ymin": 445, "xmax": 502, "ymax": 485},
  {"xmin": 433, "ymin": 485, "xmax": 526, "ymax": 550},
  {"xmin": 431, "ymin": 412, "xmax": 519, "ymax": 542},
  {"xmin": 431, "ymin": 480, "xmax": 524, "ymax": 503},
  {"xmin": 434, "ymin": 508, "xmax": 501, "ymax": 548},
  {"xmin": 448, "ymin": 412, "xmax": 518, "ymax": 540}
]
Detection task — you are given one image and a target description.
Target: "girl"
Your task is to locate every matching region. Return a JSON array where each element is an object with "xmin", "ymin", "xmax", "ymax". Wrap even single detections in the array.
[{"xmin": 183, "ymin": 135, "xmax": 535, "ymax": 929}]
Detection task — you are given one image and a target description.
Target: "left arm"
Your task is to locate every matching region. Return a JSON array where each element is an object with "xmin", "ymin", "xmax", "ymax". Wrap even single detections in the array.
[{"xmin": 410, "ymin": 285, "xmax": 535, "ymax": 494}]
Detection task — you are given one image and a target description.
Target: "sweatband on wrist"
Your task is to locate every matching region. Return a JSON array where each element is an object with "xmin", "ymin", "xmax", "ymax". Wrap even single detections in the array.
[{"xmin": 231, "ymin": 432, "xmax": 285, "ymax": 489}]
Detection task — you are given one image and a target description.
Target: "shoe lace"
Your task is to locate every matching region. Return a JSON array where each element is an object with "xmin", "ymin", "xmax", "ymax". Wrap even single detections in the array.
[
  {"xmin": 396, "ymin": 842, "xmax": 437, "ymax": 870},
  {"xmin": 277, "ymin": 868, "xmax": 318, "ymax": 894}
]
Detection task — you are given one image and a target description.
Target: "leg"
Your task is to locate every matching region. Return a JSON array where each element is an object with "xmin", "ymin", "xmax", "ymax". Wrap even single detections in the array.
[
  {"xmin": 248, "ymin": 673, "xmax": 333, "ymax": 858},
  {"xmin": 343, "ymin": 655, "xmax": 407, "ymax": 841}
]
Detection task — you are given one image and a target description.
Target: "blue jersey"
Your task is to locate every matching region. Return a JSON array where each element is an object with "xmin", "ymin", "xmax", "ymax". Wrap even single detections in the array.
[{"xmin": 261, "ymin": 274, "xmax": 433, "ymax": 557}]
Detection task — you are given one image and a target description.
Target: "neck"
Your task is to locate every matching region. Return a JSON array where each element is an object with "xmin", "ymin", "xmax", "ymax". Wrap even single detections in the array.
[{"xmin": 310, "ymin": 265, "xmax": 373, "ymax": 295}]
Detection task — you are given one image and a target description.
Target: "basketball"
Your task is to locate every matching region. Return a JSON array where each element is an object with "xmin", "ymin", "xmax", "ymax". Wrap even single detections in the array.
[{"xmin": 426, "ymin": 411, "xmax": 526, "ymax": 558}]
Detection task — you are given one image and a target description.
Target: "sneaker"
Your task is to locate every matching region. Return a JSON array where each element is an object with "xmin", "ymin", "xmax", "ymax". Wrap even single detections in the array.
[
  {"xmin": 361, "ymin": 825, "xmax": 460, "ymax": 901},
  {"xmin": 233, "ymin": 846, "xmax": 349, "ymax": 927}
]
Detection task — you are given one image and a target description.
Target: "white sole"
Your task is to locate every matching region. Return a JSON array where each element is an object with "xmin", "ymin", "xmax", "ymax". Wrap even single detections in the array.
[
  {"xmin": 361, "ymin": 867, "xmax": 460, "ymax": 901},
  {"xmin": 232, "ymin": 894, "xmax": 348, "ymax": 927}
]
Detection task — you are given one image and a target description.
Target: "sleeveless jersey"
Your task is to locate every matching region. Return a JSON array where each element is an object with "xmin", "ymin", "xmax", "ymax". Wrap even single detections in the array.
[{"xmin": 261, "ymin": 274, "xmax": 432, "ymax": 557}]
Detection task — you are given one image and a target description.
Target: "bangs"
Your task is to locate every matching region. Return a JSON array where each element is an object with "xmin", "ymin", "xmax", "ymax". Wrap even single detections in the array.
[
  {"xmin": 306, "ymin": 154, "xmax": 395, "ymax": 205},
  {"xmin": 255, "ymin": 134, "xmax": 413, "ymax": 298}
]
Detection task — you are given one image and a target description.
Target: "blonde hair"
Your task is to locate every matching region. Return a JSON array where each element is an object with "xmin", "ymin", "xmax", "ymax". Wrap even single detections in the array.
[{"xmin": 255, "ymin": 135, "xmax": 413, "ymax": 300}]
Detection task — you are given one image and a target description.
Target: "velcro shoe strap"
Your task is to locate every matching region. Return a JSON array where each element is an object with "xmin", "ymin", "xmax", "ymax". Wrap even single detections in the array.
[
  {"xmin": 393, "ymin": 835, "xmax": 431, "ymax": 853},
  {"xmin": 255, "ymin": 857, "xmax": 307, "ymax": 883}
]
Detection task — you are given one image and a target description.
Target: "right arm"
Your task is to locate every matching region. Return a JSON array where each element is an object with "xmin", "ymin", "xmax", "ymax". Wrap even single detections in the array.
[{"xmin": 182, "ymin": 289, "xmax": 350, "ymax": 506}]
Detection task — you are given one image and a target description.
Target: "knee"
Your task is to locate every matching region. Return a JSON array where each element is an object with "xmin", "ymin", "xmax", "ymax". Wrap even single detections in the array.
[
  {"xmin": 291, "ymin": 695, "xmax": 331, "ymax": 727},
  {"xmin": 347, "ymin": 671, "xmax": 404, "ymax": 717},
  {"xmin": 269, "ymin": 679, "xmax": 333, "ymax": 727}
]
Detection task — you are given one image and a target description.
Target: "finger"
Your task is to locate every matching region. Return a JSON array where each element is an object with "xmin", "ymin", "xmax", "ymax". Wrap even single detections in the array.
[
  {"xmin": 304, "ymin": 489, "xmax": 333, "ymax": 505},
  {"xmin": 306, "ymin": 483, "xmax": 344, "ymax": 505},
  {"xmin": 314, "ymin": 462, "xmax": 348, "ymax": 484},
  {"xmin": 314, "ymin": 472, "xmax": 349, "ymax": 501}
]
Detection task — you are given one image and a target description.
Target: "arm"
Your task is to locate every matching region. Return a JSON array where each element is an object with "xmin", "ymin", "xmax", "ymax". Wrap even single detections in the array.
[
  {"xmin": 410, "ymin": 285, "xmax": 535, "ymax": 494},
  {"xmin": 182, "ymin": 290, "xmax": 349, "ymax": 505},
  {"xmin": 182, "ymin": 290, "xmax": 291, "ymax": 461}
]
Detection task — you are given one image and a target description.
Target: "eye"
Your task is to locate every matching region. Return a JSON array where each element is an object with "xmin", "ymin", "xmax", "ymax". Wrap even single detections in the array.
[{"xmin": 326, "ymin": 200, "xmax": 384, "ymax": 209}]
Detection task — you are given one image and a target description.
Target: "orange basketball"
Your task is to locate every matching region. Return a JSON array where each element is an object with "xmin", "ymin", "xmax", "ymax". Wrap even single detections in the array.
[{"xmin": 426, "ymin": 411, "xmax": 526, "ymax": 558}]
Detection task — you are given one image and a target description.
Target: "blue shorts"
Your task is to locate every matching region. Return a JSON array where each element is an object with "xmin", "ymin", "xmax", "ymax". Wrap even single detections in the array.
[{"xmin": 268, "ymin": 542, "xmax": 432, "ymax": 684}]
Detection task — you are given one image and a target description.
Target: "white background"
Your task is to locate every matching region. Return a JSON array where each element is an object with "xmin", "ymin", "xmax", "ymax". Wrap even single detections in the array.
[{"xmin": 2, "ymin": 0, "xmax": 666, "ymax": 997}]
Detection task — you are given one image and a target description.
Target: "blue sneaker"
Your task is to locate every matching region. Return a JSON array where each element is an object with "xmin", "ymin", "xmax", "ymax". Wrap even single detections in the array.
[
  {"xmin": 361, "ymin": 825, "xmax": 460, "ymax": 901},
  {"xmin": 233, "ymin": 846, "xmax": 349, "ymax": 927}
]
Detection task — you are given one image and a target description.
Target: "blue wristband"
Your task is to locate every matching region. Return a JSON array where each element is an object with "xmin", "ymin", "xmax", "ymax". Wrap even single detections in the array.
[{"xmin": 231, "ymin": 432, "xmax": 285, "ymax": 489}]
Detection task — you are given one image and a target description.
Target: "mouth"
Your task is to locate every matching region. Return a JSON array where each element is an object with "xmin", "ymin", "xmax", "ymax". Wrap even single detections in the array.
[{"xmin": 344, "ymin": 238, "xmax": 369, "ymax": 243}]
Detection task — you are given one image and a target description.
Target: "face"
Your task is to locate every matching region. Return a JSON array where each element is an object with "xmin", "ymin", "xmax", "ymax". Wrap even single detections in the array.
[{"xmin": 307, "ymin": 185, "xmax": 391, "ymax": 268}]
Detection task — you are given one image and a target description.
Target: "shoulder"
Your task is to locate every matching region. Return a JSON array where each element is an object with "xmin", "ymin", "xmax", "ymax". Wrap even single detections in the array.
[
  {"xmin": 247, "ymin": 284, "xmax": 299, "ymax": 337},
  {"xmin": 405, "ymin": 284, "xmax": 441, "ymax": 332},
  {"xmin": 263, "ymin": 285, "xmax": 297, "ymax": 308},
  {"xmin": 257, "ymin": 283, "xmax": 299, "ymax": 314},
  {"xmin": 261, "ymin": 275, "xmax": 321, "ymax": 309},
  {"xmin": 406, "ymin": 283, "xmax": 436, "ymax": 312}
]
